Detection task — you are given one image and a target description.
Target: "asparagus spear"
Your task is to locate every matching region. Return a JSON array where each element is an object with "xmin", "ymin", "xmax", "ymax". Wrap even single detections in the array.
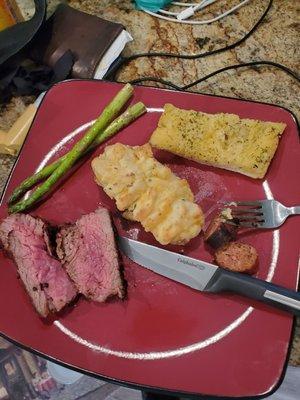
[
  {"xmin": 9, "ymin": 84, "xmax": 134, "ymax": 214},
  {"xmin": 8, "ymin": 102, "xmax": 146, "ymax": 205}
]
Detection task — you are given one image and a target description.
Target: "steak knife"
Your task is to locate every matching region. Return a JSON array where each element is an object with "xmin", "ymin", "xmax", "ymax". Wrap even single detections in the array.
[{"xmin": 118, "ymin": 237, "xmax": 300, "ymax": 316}]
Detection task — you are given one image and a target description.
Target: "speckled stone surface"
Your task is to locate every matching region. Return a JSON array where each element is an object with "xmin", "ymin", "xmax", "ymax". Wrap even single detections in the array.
[{"xmin": 0, "ymin": 0, "xmax": 299, "ymax": 365}]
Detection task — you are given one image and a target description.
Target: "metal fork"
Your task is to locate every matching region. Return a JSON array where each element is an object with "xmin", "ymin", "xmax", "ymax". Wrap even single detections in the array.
[{"xmin": 226, "ymin": 200, "xmax": 300, "ymax": 229}]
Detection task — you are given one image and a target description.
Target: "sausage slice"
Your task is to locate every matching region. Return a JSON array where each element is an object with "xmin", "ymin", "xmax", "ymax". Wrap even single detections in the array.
[
  {"xmin": 204, "ymin": 215, "xmax": 238, "ymax": 249},
  {"xmin": 214, "ymin": 242, "xmax": 258, "ymax": 275}
]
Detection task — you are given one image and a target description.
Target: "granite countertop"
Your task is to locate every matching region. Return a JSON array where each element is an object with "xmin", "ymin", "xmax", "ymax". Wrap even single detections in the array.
[{"xmin": 0, "ymin": 0, "xmax": 299, "ymax": 365}]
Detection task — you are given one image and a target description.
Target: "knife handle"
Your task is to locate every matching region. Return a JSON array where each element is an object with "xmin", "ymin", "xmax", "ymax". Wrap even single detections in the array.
[{"xmin": 207, "ymin": 269, "xmax": 300, "ymax": 316}]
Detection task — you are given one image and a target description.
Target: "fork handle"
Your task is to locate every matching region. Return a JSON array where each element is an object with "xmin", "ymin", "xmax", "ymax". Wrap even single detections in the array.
[
  {"xmin": 207, "ymin": 269, "xmax": 300, "ymax": 316},
  {"xmin": 289, "ymin": 206, "xmax": 300, "ymax": 215}
]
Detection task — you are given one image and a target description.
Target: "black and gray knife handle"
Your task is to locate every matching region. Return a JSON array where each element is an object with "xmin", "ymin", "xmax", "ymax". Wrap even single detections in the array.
[{"xmin": 207, "ymin": 269, "xmax": 300, "ymax": 316}]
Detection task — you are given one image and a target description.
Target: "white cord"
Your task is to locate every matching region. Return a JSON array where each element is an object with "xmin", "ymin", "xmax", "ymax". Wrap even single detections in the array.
[
  {"xmin": 159, "ymin": 9, "xmax": 179, "ymax": 16},
  {"xmin": 177, "ymin": 0, "xmax": 218, "ymax": 20},
  {"xmin": 142, "ymin": 0, "xmax": 250, "ymax": 25},
  {"xmin": 193, "ymin": 0, "xmax": 218, "ymax": 11},
  {"xmin": 172, "ymin": 1, "xmax": 200, "ymax": 6},
  {"xmin": 159, "ymin": 0, "xmax": 211, "ymax": 17}
]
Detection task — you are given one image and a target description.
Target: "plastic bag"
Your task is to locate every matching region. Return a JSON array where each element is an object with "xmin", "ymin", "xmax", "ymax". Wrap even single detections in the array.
[{"xmin": 134, "ymin": 0, "xmax": 173, "ymax": 12}]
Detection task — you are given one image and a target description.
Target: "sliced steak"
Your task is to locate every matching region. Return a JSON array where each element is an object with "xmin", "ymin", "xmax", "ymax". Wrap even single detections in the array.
[
  {"xmin": 0, "ymin": 214, "xmax": 77, "ymax": 317},
  {"xmin": 56, "ymin": 207, "xmax": 124, "ymax": 302}
]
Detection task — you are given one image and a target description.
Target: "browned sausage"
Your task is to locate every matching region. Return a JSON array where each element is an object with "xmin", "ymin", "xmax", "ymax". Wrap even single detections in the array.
[
  {"xmin": 214, "ymin": 242, "xmax": 258, "ymax": 275},
  {"xmin": 204, "ymin": 215, "xmax": 238, "ymax": 249}
]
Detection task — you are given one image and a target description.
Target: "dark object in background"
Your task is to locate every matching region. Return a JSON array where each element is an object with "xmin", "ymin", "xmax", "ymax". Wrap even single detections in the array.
[
  {"xmin": 31, "ymin": 3, "xmax": 124, "ymax": 79},
  {"xmin": 0, "ymin": 0, "xmax": 46, "ymax": 66},
  {"xmin": 0, "ymin": 3, "xmax": 125, "ymax": 102},
  {"xmin": 9, "ymin": 52, "xmax": 73, "ymax": 95},
  {"xmin": 0, "ymin": 0, "xmax": 72, "ymax": 103},
  {"xmin": 0, "ymin": 52, "xmax": 73, "ymax": 103},
  {"xmin": 142, "ymin": 392, "xmax": 178, "ymax": 400}
]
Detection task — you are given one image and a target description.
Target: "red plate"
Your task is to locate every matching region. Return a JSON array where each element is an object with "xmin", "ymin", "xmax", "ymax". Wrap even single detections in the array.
[{"xmin": 0, "ymin": 80, "xmax": 299, "ymax": 398}]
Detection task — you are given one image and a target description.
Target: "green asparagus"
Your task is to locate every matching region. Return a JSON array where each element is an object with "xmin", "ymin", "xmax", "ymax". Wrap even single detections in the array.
[
  {"xmin": 8, "ymin": 102, "xmax": 146, "ymax": 206},
  {"xmin": 9, "ymin": 84, "xmax": 134, "ymax": 213}
]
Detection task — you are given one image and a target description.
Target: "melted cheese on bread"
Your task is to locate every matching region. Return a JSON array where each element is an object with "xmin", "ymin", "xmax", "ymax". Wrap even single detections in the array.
[{"xmin": 92, "ymin": 143, "xmax": 204, "ymax": 245}]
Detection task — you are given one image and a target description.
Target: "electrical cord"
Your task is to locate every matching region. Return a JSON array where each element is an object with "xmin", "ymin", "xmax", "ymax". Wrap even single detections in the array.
[
  {"xmin": 126, "ymin": 61, "xmax": 300, "ymax": 91},
  {"xmin": 142, "ymin": 0, "xmax": 250, "ymax": 25},
  {"xmin": 172, "ymin": 2, "xmax": 200, "ymax": 6},
  {"xmin": 106, "ymin": 0, "xmax": 299, "ymax": 98},
  {"xmin": 105, "ymin": 0, "xmax": 273, "ymax": 80}
]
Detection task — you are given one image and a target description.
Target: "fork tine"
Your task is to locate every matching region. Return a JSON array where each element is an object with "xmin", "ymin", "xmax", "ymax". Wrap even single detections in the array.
[
  {"xmin": 235, "ymin": 201, "xmax": 262, "ymax": 208},
  {"xmin": 226, "ymin": 220, "xmax": 263, "ymax": 228},
  {"xmin": 231, "ymin": 215, "xmax": 264, "ymax": 221},
  {"xmin": 224, "ymin": 220, "xmax": 239, "ymax": 226},
  {"xmin": 231, "ymin": 209, "xmax": 263, "ymax": 215}
]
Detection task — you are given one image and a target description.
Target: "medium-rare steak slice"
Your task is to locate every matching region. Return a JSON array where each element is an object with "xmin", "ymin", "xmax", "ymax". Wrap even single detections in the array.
[
  {"xmin": 56, "ymin": 207, "xmax": 124, "ymax": 302},
  {"xmin": 0, "ymin": 214, "xmax": 77, "ymax": 317}
]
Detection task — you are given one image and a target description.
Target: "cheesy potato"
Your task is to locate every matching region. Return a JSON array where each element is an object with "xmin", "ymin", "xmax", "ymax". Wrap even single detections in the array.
[
  {"xmin": 150, "ymin": 104, "xmax": 286, "ymax": 179},
  {"xmin": 92, "ymin": 143, "xmax": 204, "ymax": 245}
]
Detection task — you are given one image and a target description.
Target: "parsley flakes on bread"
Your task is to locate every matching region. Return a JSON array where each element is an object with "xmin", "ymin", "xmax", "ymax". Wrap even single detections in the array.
[{"xmin": 150, "ymin": 104, "xmax": 286, "ymax": 179}]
